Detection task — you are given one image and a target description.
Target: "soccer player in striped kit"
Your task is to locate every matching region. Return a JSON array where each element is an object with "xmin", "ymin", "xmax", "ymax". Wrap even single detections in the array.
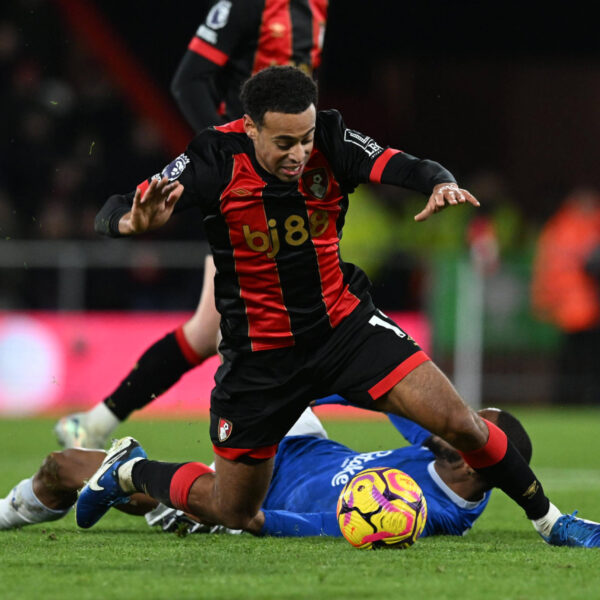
[{"xmin": 77, "ymin": 66, "xmax": 600, "ymax": 547}]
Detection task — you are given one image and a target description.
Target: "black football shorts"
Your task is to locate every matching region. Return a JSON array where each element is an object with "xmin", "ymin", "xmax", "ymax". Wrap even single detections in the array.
[{"xmin": 210, "ymin": 301, "xmax": 429, "ymax": 458}]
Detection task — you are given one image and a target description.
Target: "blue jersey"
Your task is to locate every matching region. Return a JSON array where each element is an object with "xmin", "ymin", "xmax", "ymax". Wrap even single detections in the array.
[{"xmin": 261, "ymin": 433, "xmax": 490, "ymax": 538}]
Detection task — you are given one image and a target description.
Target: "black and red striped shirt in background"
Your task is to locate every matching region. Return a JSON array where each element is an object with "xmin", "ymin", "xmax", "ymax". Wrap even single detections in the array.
[
  {"xmin": 171, "ymin": 0, "xmax": 328, "ymax": 132},
  {"xmin": 96, "ymin": 110, "xmax": 456, "ymax": 352}
]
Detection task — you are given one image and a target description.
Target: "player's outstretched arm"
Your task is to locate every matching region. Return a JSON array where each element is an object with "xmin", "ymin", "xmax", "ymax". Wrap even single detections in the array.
[{"xmin": 414, "ymin": 182, "xmax": 480, "ymax": 222}]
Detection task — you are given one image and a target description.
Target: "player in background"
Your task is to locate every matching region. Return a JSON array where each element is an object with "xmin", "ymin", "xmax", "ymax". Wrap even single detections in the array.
[
  {"xmin": 75, "ymin": 66, "xmax": 600, "ymax": 547},
  {"xmin": 171, "ymin": 0, "xmax": 328, "ymax": 131},
  {"xmin": 54, "ymin": 0, "xmax": 329, "ymax": 449},
  {"xmin": 2, "ymin": 406, "xmax": 529, "ymax": 541}
]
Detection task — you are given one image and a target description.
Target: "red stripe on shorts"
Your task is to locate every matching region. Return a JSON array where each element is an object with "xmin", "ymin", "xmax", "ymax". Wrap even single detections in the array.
[
  {"xmin": 213, "ymin": 444, "xmax": 279, "ymax": 461},
  {"xmin": 368, "ymin": 350, "xmax": 429, "ymax": 400}
]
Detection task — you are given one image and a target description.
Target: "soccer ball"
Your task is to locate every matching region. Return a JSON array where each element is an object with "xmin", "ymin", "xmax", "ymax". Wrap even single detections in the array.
[{"xmin": 336, "ymin": 467, "xmax": 427, "ymax": 549}]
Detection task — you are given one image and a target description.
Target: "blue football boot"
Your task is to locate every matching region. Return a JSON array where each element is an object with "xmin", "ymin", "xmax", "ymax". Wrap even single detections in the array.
[
  {"xmin": 76, "ymin": 436, "xmax": 146, "ymax": 529},
  {"xmin": 542, "ymin": 511, "xmax": 600, "ymax": 548}
]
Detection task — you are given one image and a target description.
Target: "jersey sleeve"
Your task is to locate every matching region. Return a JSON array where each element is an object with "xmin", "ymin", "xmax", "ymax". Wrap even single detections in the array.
[
  {"xmin": 187, "ymin": 0, "xmax": 257, "ymax": 68},
  {"xmin": 317, "ymin": 109, "xmax": 456, "ymax": 195},
  {"xmin": 94, "ymin": 131, "xmax": 227, "ymax": 237},
  {"xmin": 386, "ymin": 415, "xmax": 432, "ymax": 447}
]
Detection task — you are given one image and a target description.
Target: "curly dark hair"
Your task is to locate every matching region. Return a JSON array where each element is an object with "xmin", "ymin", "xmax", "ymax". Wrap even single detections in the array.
[{"xmin": 240, "ymin": 65, "xmax": 318, "ymax": 127}]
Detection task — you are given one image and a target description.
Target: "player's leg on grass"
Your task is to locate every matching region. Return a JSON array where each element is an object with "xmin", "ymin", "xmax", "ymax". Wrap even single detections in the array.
[
  {"xmin": 145, "ymin": 407, "xmax": 324, "ymax": 534},
  {"xmin": 0, "ymin": 448, "xmax": 159, "ymax": 530},
  {"xmin": 77, "ymin": 440, "xmax": 273, "ymax": 531},
  {"xmin": 376, "ymin": 360, "xmax": 600, "ymax": 546},
  {"xmin": 373, "ymin": 361, "xmax": 561, "ymax": 533},
  {"xmin": 181, "ymin": 456, "xmax": 275, "ymax": 532},
  {"xmin": 55, "ymin": 256, "xmax": 220, "ymax": 449},
  {"xmin": 0, "ymin": 449, "xmax": 105, "ymax": 529}
]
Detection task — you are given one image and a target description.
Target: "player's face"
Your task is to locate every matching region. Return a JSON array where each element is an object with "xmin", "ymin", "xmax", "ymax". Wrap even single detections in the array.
[{"xmin": 244, "ymin": 105, "xmax": 316, "ymax": 182}]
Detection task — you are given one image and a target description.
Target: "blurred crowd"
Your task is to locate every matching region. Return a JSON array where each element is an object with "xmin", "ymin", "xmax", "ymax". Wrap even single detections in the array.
[
  {"xmin": 0, "ymin": 1, "xmax": 183, "ymax": 243},
  {"xmin": 1, "ymin": 1, "xmax": 203, "ymax": 309}
]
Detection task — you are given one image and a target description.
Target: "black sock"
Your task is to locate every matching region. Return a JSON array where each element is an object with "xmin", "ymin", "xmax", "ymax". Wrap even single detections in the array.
[
  {"xmin": 476, "ymin": 440, "xmax": 550, "ymax": 520},
  {"xmin": 460, "ymin": 418, "xmax": 550, "ymax": 520},
  {"xmin": 131, "ymin": 460, "xmax": 187, "ymax": 505},
  {"xmin": 103, "ymin": 331, "xmax": 195, "ymax": 420}
]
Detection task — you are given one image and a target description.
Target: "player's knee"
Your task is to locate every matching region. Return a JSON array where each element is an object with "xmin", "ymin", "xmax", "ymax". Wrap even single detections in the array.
[
  {"xmin": 218, "ymin": 508, "xmax": 256, "ymax": 531},
  {"xmin": 440, "ymin": 409, "xmax": 488, "ymax": 451}
]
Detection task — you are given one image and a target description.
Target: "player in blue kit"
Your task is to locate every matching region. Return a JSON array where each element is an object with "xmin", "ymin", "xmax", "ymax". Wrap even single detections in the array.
[
  {"xmin": 1, "ymin": 405, "xmax": 524, "ymax": 540},
  {"xmin": 256, "ymin": 406, "xmax": 504, "ymax": 539}
]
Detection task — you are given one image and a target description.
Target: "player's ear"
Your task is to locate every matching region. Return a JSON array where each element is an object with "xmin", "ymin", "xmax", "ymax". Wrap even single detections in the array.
[{"xmin": 243, "ymin": 114, "xmax": 258, "ymax": 140}]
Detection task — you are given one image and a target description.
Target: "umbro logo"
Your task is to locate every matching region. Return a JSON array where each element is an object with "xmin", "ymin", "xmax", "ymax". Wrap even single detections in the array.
[{"xmin": 232, "ymin": 188, "xmax": 251, "ymax": 196}]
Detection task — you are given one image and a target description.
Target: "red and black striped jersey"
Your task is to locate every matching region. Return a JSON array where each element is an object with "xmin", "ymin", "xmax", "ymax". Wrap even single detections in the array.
[
  {"xmin": 172, "ymin": 0, "xmax": 328, "ymax": 131},
  {"xmin": 96, "ymin": 110, "xmax": 455, "ymax": 352}
]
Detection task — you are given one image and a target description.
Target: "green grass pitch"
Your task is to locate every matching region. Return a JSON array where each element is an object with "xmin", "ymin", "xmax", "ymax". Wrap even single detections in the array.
[{"xmin": 1, "ymin": 407, "xmax": 600, "ymax": 600}]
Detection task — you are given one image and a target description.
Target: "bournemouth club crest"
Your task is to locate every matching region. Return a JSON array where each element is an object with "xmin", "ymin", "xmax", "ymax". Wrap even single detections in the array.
[
  {"xmin": 302, "ymin": 168, "xmax": 329, "ymax": 199},
  {"xmin": 218, "ymin": 418, "xmax": 233, "ymax": 442}
]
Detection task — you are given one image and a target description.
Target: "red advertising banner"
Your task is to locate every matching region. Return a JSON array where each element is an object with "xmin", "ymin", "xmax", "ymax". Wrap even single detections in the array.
[{"xmin": 0, "ymin": 311, "xmax": 430, "ymax": 417}]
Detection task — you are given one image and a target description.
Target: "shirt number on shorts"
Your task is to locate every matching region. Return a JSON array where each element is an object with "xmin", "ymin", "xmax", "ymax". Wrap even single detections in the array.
[{"xmin": 368, "ymin": 312, "xmax": 406, "ymax": 338}]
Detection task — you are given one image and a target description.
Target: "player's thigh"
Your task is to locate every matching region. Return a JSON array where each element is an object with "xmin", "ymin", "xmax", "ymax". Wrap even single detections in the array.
[
  {"xmin": 320, "ymin": 306, "xmax": 427, "ymax": 407},
  {"xmin": 374, "ymin": 361, "xmax": 487, "ymax": 450}
]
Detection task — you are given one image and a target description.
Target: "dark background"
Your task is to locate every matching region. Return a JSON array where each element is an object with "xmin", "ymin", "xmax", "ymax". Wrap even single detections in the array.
[{"xmin": 5, "ymin": 0, "xmax": 600, "ymax": 224}]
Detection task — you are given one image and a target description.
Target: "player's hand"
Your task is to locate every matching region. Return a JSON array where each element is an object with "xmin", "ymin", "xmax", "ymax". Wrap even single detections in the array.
[
  {"xmin": 414, "ymin": 182, "xmax": 480, "ymax": 222},
  {"xmin": 123, "ymin": 176, "xmax": 184, "ymax": 234}
]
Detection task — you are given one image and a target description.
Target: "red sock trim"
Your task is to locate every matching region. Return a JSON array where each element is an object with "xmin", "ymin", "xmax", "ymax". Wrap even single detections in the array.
[
  {"xmin": 459, "ymin": 418, "xmax": 508, "ymax": 469},
  {"xmin": 368, "ymin": 351, "xmax": 429, "ymax": 400},
  {"xmin": 169, "ymin": 462, "xmax": 213, "ymax": 512},
  {"xmin": 174, "ymin": 326, "xmax": 205, "ymax": 366},
  {"xmin": 212, "ymin": 444, "xmax": 279, "ymax": 461}
]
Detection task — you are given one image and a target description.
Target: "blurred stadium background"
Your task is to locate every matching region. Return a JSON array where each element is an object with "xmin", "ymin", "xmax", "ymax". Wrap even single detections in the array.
[{"xmin": 2, "ymin": 0, "xmax": 600, "ymax": 416}]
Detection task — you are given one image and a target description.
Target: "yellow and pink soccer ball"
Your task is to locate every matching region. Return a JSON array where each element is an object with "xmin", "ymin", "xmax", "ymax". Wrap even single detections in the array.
[{"xmin": 336, "ymin": 467, "xmax": 427, "ymax": 549}]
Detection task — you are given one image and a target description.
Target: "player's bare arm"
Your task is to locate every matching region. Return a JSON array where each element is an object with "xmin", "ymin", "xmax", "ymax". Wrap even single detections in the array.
[
  {"xmin": 118, "ymin": 176, "xmax": 184, "ymax": 235},
  {"xmin": 414, "ymin": 182, "xmax": 480, "ymax": 222}
]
